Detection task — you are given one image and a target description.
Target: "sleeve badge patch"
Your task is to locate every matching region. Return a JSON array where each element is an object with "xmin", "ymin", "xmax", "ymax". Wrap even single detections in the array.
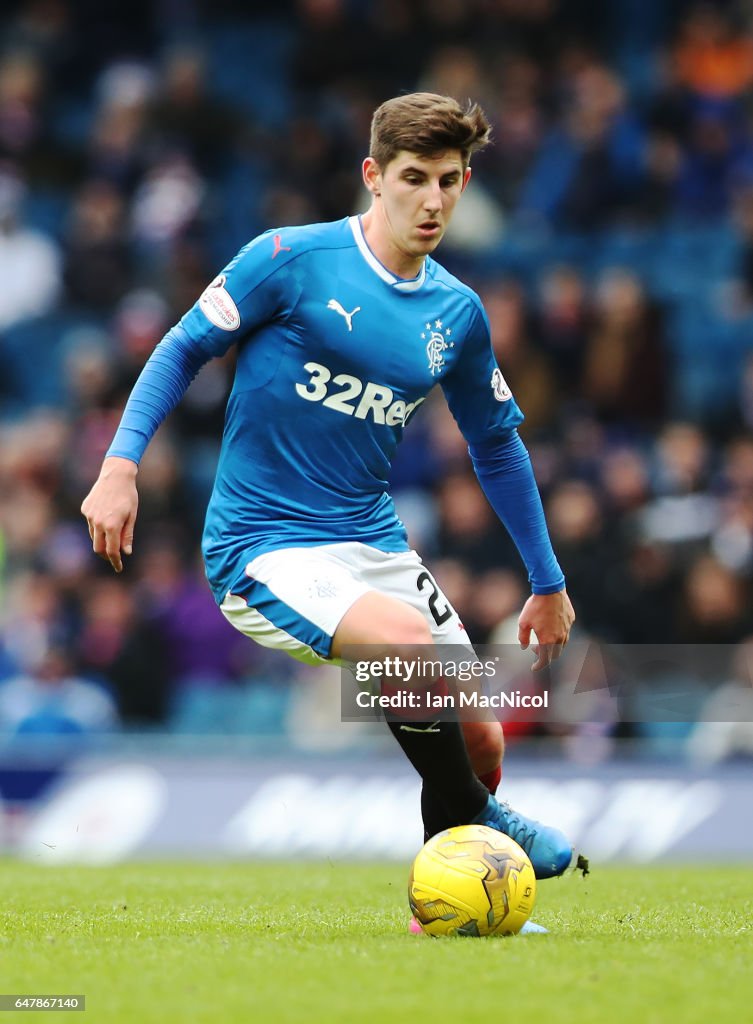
[
  {"xmin": 199, "ymin": 275, "xmax": 241, "ymax": 331},
  {"xmin": 491, "ymin": 367, "xmax": 512, "ymax": 402}
]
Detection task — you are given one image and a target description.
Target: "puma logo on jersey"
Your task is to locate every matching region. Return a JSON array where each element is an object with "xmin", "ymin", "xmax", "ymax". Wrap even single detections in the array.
[
  {"xmin": 327, "ymin": 299, "xmax": 361, "ymax": 332},
  {"xmin": 295, "ymin": 361, "xmax": 425, "ymax": 426},
  {"xmin": 271, "ymin": 234, "xmax": 291, "ymax": 259}
]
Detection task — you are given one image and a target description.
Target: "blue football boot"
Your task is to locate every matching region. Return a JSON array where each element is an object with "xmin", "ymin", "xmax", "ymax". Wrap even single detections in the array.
[
  {"xmin": 472, "ymin": 793, "xmax": 572, "ymax": 879},
  {"xmin": 519, "ymin": 920, "xmax": 549, "ymax": 935}
]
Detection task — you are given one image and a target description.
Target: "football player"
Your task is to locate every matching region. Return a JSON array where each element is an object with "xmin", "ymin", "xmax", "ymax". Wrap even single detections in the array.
[{"xmin": 82, "ymin": 92, "xmax": 575, "ymax": 880}]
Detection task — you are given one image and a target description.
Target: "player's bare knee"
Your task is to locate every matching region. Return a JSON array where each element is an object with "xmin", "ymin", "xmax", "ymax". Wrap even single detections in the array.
[
  {"xmin": 386, "ymin": 606, "xmax": 433, "ymax": 650},
  {"xmin": 463, "ymin": 721, "xmax": 504, "ymax": 774},
  {"xmin": 364, "ymin": 618, "xmax": 434, "ymax": 665},
  {"xmin": 334, "ymin": 595, "xmax": 433, "ymax": 657}
]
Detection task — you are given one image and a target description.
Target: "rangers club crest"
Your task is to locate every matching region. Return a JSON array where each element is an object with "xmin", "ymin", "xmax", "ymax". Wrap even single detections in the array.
[{"xmin": 422, "ymin": 319, "xmax": 454, "ymax": 376}]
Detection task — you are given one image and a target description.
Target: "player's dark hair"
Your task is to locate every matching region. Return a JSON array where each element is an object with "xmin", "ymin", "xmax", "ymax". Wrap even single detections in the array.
[{"xmin": 369, "ymin": 92, "xmax": 491, "ymax": 169}]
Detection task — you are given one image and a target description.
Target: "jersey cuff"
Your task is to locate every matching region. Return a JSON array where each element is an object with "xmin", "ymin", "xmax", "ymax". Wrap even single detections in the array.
[
  {"xmin": 106, "ymin": 428, "xmax": 150, "ymax": 464},
  {"xmin": 530, "ymin": 578, "xmax": 567, "ymax": 596}
]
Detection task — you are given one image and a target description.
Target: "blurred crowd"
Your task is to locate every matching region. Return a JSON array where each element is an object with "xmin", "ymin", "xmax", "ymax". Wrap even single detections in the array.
[{"xmin": 1, "ymin": 0, "xmax": 753, "ymax": 756}]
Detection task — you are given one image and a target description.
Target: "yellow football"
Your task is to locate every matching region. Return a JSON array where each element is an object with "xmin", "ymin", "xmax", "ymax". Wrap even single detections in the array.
[{"xmin": 409, "ymin": 824, "xmax": 537, "ymax": 937}]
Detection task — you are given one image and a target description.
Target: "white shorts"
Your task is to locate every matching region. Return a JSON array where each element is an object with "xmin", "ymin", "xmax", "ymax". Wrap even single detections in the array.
[{"xmin": 219, "ymin": 542, "xmax": 471, "ymax": 665}]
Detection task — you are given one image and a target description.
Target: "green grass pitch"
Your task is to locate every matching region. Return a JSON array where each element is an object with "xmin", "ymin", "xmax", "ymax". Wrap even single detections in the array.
[{"xmin": 1, "ymin": 861, "xmax": 751, "ymax": 1023}]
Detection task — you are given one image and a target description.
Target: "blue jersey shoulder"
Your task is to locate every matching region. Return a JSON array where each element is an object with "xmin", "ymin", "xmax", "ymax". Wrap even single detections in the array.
[
  {"xmin": 251, "ymin": 217, "xmax": 355, "ymax": 262},
  {"xmin": 425, "ymin": 257, "xmax": 485, "ymax": 317}
]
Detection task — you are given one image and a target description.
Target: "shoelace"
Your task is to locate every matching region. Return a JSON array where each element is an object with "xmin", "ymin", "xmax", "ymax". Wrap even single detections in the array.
[{"xmin": 490, "ymin": 803, "xmax": 538, "ymax": 854}]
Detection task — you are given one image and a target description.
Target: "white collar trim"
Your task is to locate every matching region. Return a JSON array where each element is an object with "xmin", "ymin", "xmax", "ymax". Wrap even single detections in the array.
[{"xmin": 349, "ymin": 216, "xmax": 426, "ymax": 292}]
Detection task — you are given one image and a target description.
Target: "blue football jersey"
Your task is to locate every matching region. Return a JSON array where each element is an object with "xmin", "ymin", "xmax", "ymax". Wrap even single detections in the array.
[{"xmin": 172, "ymin": 216, "xmax": 523, "ymax": 601}]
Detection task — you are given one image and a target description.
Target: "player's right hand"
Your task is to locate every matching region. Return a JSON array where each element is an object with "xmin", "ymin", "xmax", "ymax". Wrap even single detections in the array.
[{"xmin": 80, "ymin": 456, "xmax": 139, "ymax": 573}]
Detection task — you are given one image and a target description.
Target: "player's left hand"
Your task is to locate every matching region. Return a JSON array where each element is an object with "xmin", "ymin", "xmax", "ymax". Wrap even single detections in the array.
[{"xmin": 518, "ymin": 589, "xmax": 575, "ymax": 671}]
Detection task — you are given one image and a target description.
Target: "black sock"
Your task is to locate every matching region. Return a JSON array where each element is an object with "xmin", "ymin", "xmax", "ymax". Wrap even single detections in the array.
[
  {"xmin": 421, "ymin": 784, "xmax": 453, "ymax": 841},
  {"xmin": 387, "ymin": 718, "xmax": 489, "ymax": 826}
]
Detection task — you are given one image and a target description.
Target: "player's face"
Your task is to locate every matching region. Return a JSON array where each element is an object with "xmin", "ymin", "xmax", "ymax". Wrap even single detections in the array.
[{"xmin": 362, "ymin": 150, "xmax": 471, "ymax": 275}]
